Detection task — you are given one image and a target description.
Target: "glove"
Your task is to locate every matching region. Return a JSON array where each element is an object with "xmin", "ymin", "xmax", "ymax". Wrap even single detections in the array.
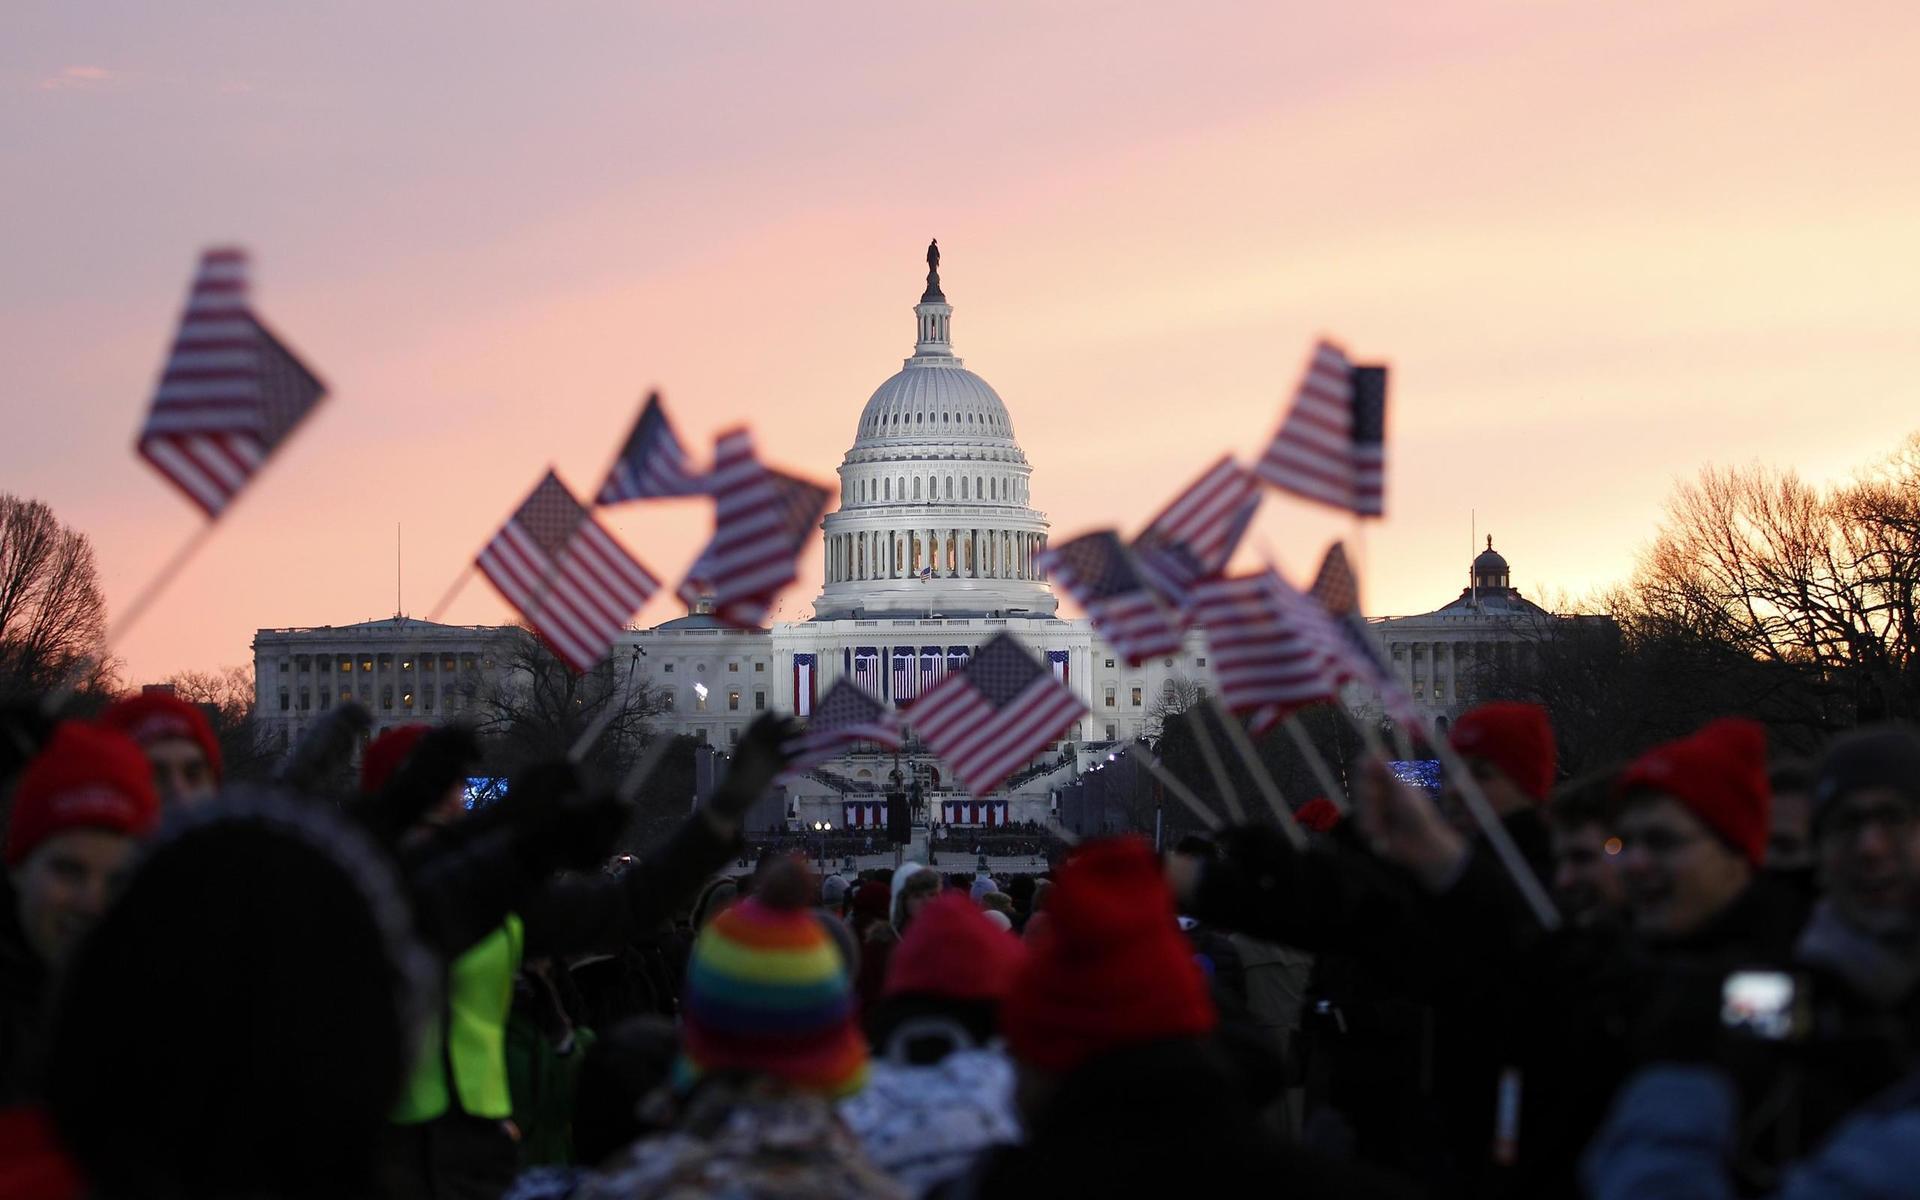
[
  {"xmin": 704, "ymin": 713, "xmax": 805, "ymax": 825},
  {"xmin": 505, "ymin": 760, "xmax": 633, "ymax": 875},
  {"xmin": 343, "ymin": 724, "xmax": 479, "ymax": 846}
]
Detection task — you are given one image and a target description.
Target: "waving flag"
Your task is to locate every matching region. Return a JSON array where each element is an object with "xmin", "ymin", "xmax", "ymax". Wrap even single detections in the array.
[
  {"xmin": 1190, "ymin": 572, "xmax": 1335, "ymax": 721},
  {"xmin": 1038, "ymin": 531, "xmax": 1182, "ymax": 666},
  {"xmin": 1131, "ymin": 457, "xmax": 1262, "ymax": 610},
  {"xmin": 1308, "ymin": 542, "xmax": 1425, "ymax": 730},
  {"xmin": 911, "ymin": 633, "xmax": 1086, "ymax": 797},
  {"xmin": 597, "ymin": 391, "xmax": 706, "ymax": 503},
  {"xmin": 677, "ymin": 430, "xmax": 830, "ymax": 628},
  {"xmin": 477, "ymin": 471, "xmax": 660, "ymax": 673},
  {"xmin": 137, "ymin": 248, "xmax": 327, "ymax": 517},
  {"xmin": 1256, "ymin": 340, "xmax": 1387, "ymax": 517},
  {"xmin": 783, "ymin": 679, "xmax": 901, "ymax": 773}
]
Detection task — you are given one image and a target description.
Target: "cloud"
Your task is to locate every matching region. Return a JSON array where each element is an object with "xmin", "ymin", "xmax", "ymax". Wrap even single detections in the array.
[{"xmin": 38, "ymin": 64, "xmax": 113, "ymax": 90}]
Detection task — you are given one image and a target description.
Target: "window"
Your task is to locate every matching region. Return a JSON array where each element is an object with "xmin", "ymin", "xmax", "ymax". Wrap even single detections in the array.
[
  {"xmin": 298, "ymin": 690, "xmax": 310, "ymax": 711},
  {"xmin": 1196, "ymin": 657, "xmax": 1207, "ymax": 667},
  {"xmin": 279, "ymin": 658, "xmax": 291, "ymax": 673},
  {"xmin": 1104, "ymin": 687, "xmax": 1116, "ymax": 708},
  {"xmin": 423, "ymin": 656, "xmax": 435, "ymax": 672},
  {"xmin": 360, "ymin": 657, "xmax": 374, "ymax": 672},
  {"xmin": 728, "ymin": 662, "xmax": 739, "ymax": 672},
  {"xmin": 423, "ymin": 685, "xmax": 435, "ymax": 712},
  {"xmin": 401, "ymin": 657, "xmax": 413, "ymax": 671},
  {"xmin": 319, "ymin": 689, "xmax": 331, "ymax": 709},
  {"xmin": 662, "ymin": 692, "xmax": 675, "ymax": 711},
  {"xmin": 754, "ymin": 662, "xmax": 765, "ymax": 672},
  {"xmin": 402, "ymin": 691, "xmax": 414, "ymax": 708},
  {"xmin": 1105, "ymin": 723, "xmax": 1117, "ymax": 741},
  {"xmin": 442, "ymin": 655, "xmax": 456, "ymax": 671},
  {"xmin": 695, "ymin": 663, "xmax": 706, "ymax": 673},
  {"xmin": 695, "ymin": 689, "xmax": 708, "ymax": 712},
  {"xmin": 961, "ymin": 478, "xmax": 968, "ymax": 499},
  {"xmin": 1164, "ymin": 658, "xmax": 1174, "ymax": 668},
  {"xmin": 913, "ymin": 478, "xmax": 921, "ymax": 499},
  {"xmin": 377, "ymin": 654, "xmax": 393, "ymax": 670},
  {"xmin": 1104, "ymin": 658, "xmax": 1115, "ymax": 669},
  {"xmin": 279, "ymin": 691, "xmax": 290, "ymax": 711},
  {"xmin": 339, "ymin": 657, "xmax": 352, "ymax": 673},
  {"xmin": 755, "ymin": 691, "xmax": 766, "ymax": 710},
  {"xmin": 461, "ymin": 655, "xmax": 476, "ymax": 671},
  {"xmin": 381, "ymin": 687, "xmax": 393, "ymax": 711},
  {"xmin": 728, "ymin": 691, "xmax": 740, "ymax": 711},
  {"xmin": 297, "ymin": 656, "xmax": 310, "ymax": 672},
  {"xmin": 663, "ymin": 663, "xmax": 675, "ymax": 673},
  {"xmin": 885, "ymin": 479, "xmax": 891, "ymax": 500},
  {"xmin": 1131, "ymin": 687, "xmax": 1143, "ymax": 707},
  {"xmin": 729, "ymin": 727, "xmax": 741, "ymax": 745},
  {"xmin": 944, "ymin": 477, "xmax": 953, "ymax": 499}
]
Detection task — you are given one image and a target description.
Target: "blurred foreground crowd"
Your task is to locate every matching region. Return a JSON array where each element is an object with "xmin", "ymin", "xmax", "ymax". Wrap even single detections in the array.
[{"xmin": 1, "ymin": 691, "xmax": 1919, "ymax": 1199}]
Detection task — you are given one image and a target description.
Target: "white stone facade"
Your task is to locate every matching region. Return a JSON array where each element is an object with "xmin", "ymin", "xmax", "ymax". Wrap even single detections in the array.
[{"xmin": 250, "ymin": 618, "xmax": 515, "ymax": 750}]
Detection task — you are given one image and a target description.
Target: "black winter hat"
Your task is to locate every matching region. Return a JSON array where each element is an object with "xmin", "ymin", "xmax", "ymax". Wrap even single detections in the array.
[
  {"xmin": 44, "ymin": 791, "xmax": 433, "ymax": 1199},
  {"xmin": 1814, "ymin": 724, "xmax": 1920, "ymax": 829}
]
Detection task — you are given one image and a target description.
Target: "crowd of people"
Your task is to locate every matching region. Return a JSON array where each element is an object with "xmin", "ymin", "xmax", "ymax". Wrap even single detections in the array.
[{"xmin": 1, "ymin": 689, "xmax": 1918, "ymax": 1197}]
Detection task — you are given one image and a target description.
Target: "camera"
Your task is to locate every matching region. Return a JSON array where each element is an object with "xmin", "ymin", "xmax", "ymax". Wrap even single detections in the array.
[{"xmin": 1720, "ymin": 970, "xmax": 1808, "ymax": 1041}]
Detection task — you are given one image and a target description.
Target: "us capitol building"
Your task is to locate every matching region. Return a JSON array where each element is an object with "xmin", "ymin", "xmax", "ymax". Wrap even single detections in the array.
[{"xmin": 253, "ymin": 246, "xmax": 1579, "ymax": 828}]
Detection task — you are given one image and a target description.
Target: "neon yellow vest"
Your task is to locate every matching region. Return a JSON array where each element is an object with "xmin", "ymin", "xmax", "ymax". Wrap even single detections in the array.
[{"xmin": 394, "ymin": 915, "xmax": 524, "ymax": 1123}]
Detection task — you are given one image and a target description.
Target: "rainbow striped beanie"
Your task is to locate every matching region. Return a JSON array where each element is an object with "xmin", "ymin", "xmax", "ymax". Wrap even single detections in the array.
[{"xmin": 678, "ymin": 895, "xmax": 869, "ymax": 1098}]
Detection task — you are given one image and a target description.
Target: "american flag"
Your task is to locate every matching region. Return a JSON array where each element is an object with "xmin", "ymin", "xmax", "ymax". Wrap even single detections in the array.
[
  {"xmin": 137, "ymin": 248, "xmax": 327, "ymax": 517},
  {"xmin": 1255, "ymin": 340, "xmax": 1387, "ymax": 517},
  {"xmin": 852, "ymin": 646, "xmax": 882, "ymax": 696},
  {"xmin": 1038, "ymin": 531, "xmax": 1182, "ymax": 666},
  {"xmin": 1189, "ymin": 572, "xmax": 1335, "ymax": 719},
  {"xmin": 1131, "ymin": 457, "xmax": 1262, "ymax": 610},
  {"xmin": 677, "ymin": 430, "xmax": 830, "ymax": 628},
  {"xmin": 910, "ymin": 633, "xmax": 1087, "ymax": 798},
  {"xmin": 477, "ymin": 470, "xmax": 660, "ymax": 673},
  {"xmin": 892, "ymin": 647, "xmax": 920, "ymax": 703},
  {"xmin": 1308, "ymin": 542, "xmax": 1425, "ymax": 731},
  {"xmin": 596, "ymin": 391, "xmax": 706, "ymax": 504},
  {"xmin": 782, "ymin": 679, "xmax": 901, "ymax": 773}
]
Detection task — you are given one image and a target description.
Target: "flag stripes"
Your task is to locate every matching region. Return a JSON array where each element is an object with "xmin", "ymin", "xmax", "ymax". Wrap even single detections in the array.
[
  {"xmin": 597, "ymin": 391, "xmax": 707, "ymax": 503},
  {"xmin": 1040, "ymin": 531, "xmax": 1183, "ymax": 666},
  {"xmin": 1132, "ymin": 457, "xmax": 1261, "ymax": 608},
  {"xmin": 477, "ymin": 471, "xmax": 659, "ymax": 673},
  {"xmin": 783, "ymin": 679, "xmax": 901, "ymax": 773},
  {"xmin": 138, "ymin": 248, "xmax": 326, "ymax": 516},
  {"xmin": 1189, "ymin": 573, "xmax": 1334, "ymax": 717},
  {"xmin": 1256, "ymin": 340, "xmax": 1386, "ymax": 518},
  {"xmin": 911, "ymin": 634, "xmax": 1086, "ymax": 798}
]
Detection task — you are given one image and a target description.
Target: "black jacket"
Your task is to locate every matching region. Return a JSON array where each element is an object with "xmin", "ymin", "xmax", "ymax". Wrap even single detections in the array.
[{"xmin": 939, "ymin": 1037, "xmax": 1416, "ymax": 1199}]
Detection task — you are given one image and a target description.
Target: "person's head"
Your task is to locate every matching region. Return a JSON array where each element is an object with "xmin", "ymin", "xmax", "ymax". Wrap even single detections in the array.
[
  {"xmin": 820, "ymin": 873, "xmax": 851, "ymax": 913},
  {"xmin": 1546, "ymin": 775, "xmax": 1623, "ymax": 927},
  {"xmin": 1613, "ymin": 719, "xmax": 1769, "ymax": 940},
  {"xmin": 969, "ymin": 874, "xmax": 998, "ymax": 905},
  {"xmin": 1811, "ymin": 725, "xmax": 1920, "ymax": 935},
  {"xmin": 677, "ymin": 872, "xmax": 867, "ymax": 1098},
  {"xmin": 981, "ymin": 890, "xmax": 1014, "ymax": 918},
  {"xmin": 5, "ymin": 723, "xmax": 160, "ymax": 969},
  {"xmin": 891, "ymin": 862, "xmax": 940, "ymax": 932},
  {"xmin": 871, "ymin": 890, "xmax": 1027, "ymax": 1063},
  {"xmin": 849, "ymin": 879, "xmax": 891, "ymax": 940},
  {"xmin": 1442, "ymin": 702, "xmax": 1556, "ymax": 832},
  {"xmin": 45, "ymin": 794, "xmax": 430, "ymax": 1199},
  {"xmin": 571, "ymin": 1016, "xmax": 680, "ymax": 1165},
  {"xmin": 360, "ymin": 725, "xmax": 466, "ymax": 827},
  {"xmin": 1002, "ymin": 838, "xmax": 1213, "ymax": 1119},
  {"xmin": 99, "ymin": 692, "xmax": 222, "ymax": 810},
  {"xmin": 1767, "ymin": 760, "xmax": 1816, "ymax": 872}
]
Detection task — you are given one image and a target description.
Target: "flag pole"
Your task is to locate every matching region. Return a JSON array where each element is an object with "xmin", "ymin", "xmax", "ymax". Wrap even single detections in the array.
[
  {"xmin": 42, "ymin": 520, "xmax": 219, "ymax": 716},
  {"xmin": 569, "ymin": 646, "xmax": 643, "ymax": 763},
  {"xmin": 426, "ymin": 565, "xmax": 477, "ymax": 625},
  {"xmin": 1283, "ymin": 712, "xmax": 1351, "ymax": 815},
  {"xmin": 616, "ymin": 732, "xmax": 675, "ymax": 804},
  {"xmin": 1127, "ymin": 739, "xmax": 1222, "ymax": 832},
  {"xmin": 1183, "ymin": 705, "xmax": 1246, "ymax": 824},
  {"xmin": 1207, "ymin": 696, "xmax": 1305, "ymax": 848}
]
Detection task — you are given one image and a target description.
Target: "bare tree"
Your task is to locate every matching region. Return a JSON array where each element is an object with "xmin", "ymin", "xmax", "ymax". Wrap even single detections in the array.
[
  {"xmin": 165, "ymin": 664, "xmax": 276, "ymax": 782},
  {"xmin": 1142, "ymin": 674, "xmax": 1207, "ymax": 743},
  {"xmin": 457, "ymin": 627, "xmax": 670, "ymax": 780},
  {"xmin": 0, "ymin": 495, "xmax": 108, "ymax": 701}
]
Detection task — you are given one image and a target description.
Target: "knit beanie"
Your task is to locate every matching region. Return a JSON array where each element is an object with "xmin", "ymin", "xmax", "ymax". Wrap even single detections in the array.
[
  {"xmin": 44, "ymin": 792, "xmax": 431, "ymax": 1199},
  {"xmin": 99, "ymin": 692, "xmax": 222, "ymax": 782},
  {"xmin": 1450, "ymin": 702, "xmax": 1556, "ymax": 802},
  {"xmin": 885, "ymin": 890, "xmax": 1028, "ymax": 1002},
  {"xmin": 1617, "ymin": 718, "xmax": 1771, "ymax": 867},
  {"xmin": 850, "ymin": 880, "xmax": 891, "ymax": 927},
  {"xmin": 360, "ymin": 724, "xmax": 431, "ymax": 793},
  {"xmin": 6, "ymin": 724, "xmax": 160, "ymax": 867},
  {"xmin": 679, "ymin": 893, "xmax": 869, "ymax": 1098},
  {"xmin": 1002, "ymin": 837, "xmax": 1215, "ymax": 1074},
  {"xmin": 1813, "ymin": 724, "xmax": 1920, "ymax": 830},
  {"xmin": 1294, "ymin": 796, "xmax": 1343, "ymax": 833}
]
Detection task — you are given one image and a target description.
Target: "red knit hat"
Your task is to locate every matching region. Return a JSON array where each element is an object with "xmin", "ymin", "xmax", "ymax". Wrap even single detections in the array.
[
  {"xmin": 885, "ymin": 890, "xmax": 1028, "ymax": 1002},
  {"xmin": 1450, "ymin": 702, "xmax": 1556, "ymax": 802},
  {"xmin": 99, "ymin": 692, "xmax": 222, "ymax": 783},
  {"xmin": 6, "ymin": 724, "xmax": 161, "ymax": 867},
  {"xmin": 1002, "ymin": 837, "xmax": 1215, "ymax": 1074},
  {"xmin": 360, "ymin": 725, "xmax": 430, "ymax": 794},
  {"xmin": 1617, "ymin": 718, "xmax": 1770, "ymax": 867},
  {"xmin": 1295, "ymin": 797, "xmax": 1343, "ymax": 833}
]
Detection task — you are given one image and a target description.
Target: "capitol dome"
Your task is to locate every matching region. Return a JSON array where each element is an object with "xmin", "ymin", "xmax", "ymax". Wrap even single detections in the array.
[{"xmin": 813, "ymin": 243, "xmax": 1056, "ymax": 620}]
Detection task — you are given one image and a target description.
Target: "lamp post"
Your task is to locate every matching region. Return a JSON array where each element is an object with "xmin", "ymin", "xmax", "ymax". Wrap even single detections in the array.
[{"xmin": 811, "ymin": 819, "xmax": 833, "ymax": 864}]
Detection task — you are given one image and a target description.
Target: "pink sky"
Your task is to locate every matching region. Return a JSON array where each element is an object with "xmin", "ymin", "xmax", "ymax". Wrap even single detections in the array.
[{"xmin": 6, "ymin": 2, "xmax": 1920, "ymax": 685}]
